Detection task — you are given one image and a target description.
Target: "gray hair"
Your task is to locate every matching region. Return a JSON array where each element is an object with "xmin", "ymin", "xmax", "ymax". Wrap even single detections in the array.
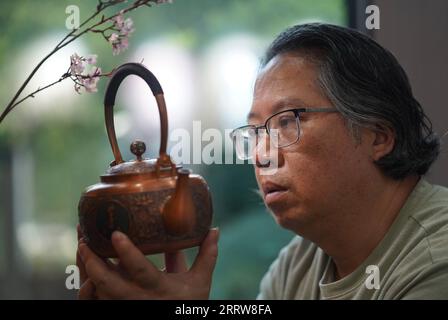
[{"xmin": 263, "ymin": 23, "xmax": 440, "ymax": 180}]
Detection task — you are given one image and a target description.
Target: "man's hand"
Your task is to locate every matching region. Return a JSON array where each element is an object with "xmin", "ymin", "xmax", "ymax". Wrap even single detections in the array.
[
  {"xmin": 77, "ymin": 225, "xmax": 97, "ymax": 300},
  {"xmin": 76, "ymin": 227, "xmax": 219, "ymax": 299}
]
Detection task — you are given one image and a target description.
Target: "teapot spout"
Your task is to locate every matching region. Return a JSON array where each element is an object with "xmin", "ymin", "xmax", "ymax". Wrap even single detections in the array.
[{"xmin": 162, "ymin": 168, "xmax": 196, "ymax": 236}]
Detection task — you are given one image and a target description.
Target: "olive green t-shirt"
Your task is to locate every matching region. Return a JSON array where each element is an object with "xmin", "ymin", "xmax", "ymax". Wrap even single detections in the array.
[{"xmin": 257, "ymin": 179, "xmax": 448, "ymax": 299}]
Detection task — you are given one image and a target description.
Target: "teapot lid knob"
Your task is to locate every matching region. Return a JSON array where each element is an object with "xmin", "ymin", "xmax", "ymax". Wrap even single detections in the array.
[{"xmin": 130, "ymin": 140, "xmax": 146, "ymax": 161}]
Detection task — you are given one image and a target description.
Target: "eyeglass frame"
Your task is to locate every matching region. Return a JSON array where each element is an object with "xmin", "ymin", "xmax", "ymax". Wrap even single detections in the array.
[{"xmin": 230, "ymin": 107, "xmax": 338, "ymax": 154}]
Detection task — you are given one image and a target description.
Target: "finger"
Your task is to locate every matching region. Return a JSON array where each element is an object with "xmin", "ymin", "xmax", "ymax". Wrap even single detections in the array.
[
  {"xmin": 78, "ymin": 242, "xmax": 133, "ymax": 299},
  {"xmin": 108, "ymin": 258, "xmax": 131, "ymax": 280},
  {"xmin": 77, "ymin": 248, "xmax": 88, "ymax": 285},
  {"xmin": 191, "ymin": 228, "xmax": 219, "ymax": 280},
  {"xmin": 76, "ymin": 225, "xmax": 88, "ymax": 285},
  {"xmin": 77, "ymin": 224, "xmax": 83, "ymax": 241},
  {"xmin": 111, "ymin": 231, "xmax": 160, "ymax": 286},
  {"xmin": 78, "ymin": 279, "xmax": 96, "ymax": 300},
  {"xmin": 165, "ymin": 251, "xmax": 188, "ymax": 273},
  {"xmin": 78, "ymin": 225, "xmax": 117, "ymax": 281}
]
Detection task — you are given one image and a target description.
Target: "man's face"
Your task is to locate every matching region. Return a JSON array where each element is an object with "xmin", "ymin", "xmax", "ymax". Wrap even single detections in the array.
[{"xmin": 249, "ymin": 53, "xmax": 374, "ymax": 237}]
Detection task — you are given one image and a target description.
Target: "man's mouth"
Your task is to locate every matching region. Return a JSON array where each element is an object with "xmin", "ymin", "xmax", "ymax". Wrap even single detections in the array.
[{"xmin": 262, "ymin": 181, "xmax": 289, "ymax": 206}]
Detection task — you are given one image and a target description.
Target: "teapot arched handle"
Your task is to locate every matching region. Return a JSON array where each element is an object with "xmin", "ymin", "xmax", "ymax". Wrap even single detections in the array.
[{"xmin": 104, "ymin": 63, "xmax": 173, "ymax": 169}]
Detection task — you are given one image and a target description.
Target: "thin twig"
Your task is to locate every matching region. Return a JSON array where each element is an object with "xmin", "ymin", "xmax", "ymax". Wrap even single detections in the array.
[{"xmin": 8, "ymin": 74, "xmax": 71, "ymax": 112}]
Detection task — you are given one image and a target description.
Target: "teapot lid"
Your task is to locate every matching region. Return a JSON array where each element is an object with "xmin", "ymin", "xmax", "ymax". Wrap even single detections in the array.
[{"xmin": 104, "ymin": 140, "xmax": 177, "ymax": 178}]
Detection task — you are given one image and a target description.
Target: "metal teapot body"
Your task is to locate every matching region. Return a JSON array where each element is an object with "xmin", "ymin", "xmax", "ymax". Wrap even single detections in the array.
[{"xmin": 78, "ymin": 63, "xmax": 213, "ymax": 258}]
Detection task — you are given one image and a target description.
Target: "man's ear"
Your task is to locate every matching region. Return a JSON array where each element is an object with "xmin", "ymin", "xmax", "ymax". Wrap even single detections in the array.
[{"xmin": 370, "ymin": 125, "xmax": 395, "ymax": 161}]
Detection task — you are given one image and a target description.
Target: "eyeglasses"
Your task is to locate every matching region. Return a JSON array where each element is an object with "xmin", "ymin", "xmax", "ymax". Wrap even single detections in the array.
[{"xmin": 230, "ymin": 107, "xmax": 337, "ymax": 160}]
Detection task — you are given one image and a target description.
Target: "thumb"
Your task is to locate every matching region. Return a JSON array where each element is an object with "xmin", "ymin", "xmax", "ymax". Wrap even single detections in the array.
[{"xmin": 191, "ymin": 228, "xmax": 219, "ymax": 278}]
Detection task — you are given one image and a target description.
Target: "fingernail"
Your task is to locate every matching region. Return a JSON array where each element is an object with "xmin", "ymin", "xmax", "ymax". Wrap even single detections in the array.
[
  {"xmin": 112, "ymin": 230, "xmax": 126, "ymax": 241},
  {"xmin": 211, "ymin": 227, "xmax": 220, "ymax": 241}
]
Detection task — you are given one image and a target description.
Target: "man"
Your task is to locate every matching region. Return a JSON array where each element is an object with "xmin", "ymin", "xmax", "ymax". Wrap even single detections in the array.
[{"xmin": 77, "ymin": 23, "xmax": 448, "ymax": 299}]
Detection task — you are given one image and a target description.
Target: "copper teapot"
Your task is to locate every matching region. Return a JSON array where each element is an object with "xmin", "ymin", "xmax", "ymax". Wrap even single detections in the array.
[{"xmin": 78, "ymin": 63, "xmax": 213, "ymax": 258}]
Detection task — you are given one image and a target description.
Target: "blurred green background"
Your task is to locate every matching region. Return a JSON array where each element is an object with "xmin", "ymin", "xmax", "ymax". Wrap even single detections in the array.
[{"xmin": 0, "ymin": 0, "xmax": 346, "ymax": 299}]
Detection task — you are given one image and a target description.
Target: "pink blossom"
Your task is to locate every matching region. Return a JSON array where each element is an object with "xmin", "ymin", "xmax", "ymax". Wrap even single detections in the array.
[
  {"xmin": 114, "ymin": 10, "xmax": 125, "ymax": 29},
  {"xmin": 109, "ymin": 33, "xmax": 119, "ymax": 43},
  {"xmin": 85, "ymin": 54, "xmax": 97, "ymax": 65},
  {"xmin": 109, "ymin": 10, "xmax": 134, "ymax": 55},
  {"xmin": 74, "ymin": 83, "xmax": 82, "ymax": 94},
  {"xmin": 121, "ymin": 18, "xmax": 134, "ymax": 36},
  {"xmin": 69, "ymin": 53, "xmax": 103, "ymax": 93},
  {"xmin": 70, "ymin": 53, "xmax": 85, "ymax": 75},
  {"xmin": 111, "ymin": 37, "xmax": 129, "ymax": 55},
  {"xmin": 82, "ymin": 67, "xmax": 102, "ymax": 93},
  {"xmin": 120, "ymin": 37, "xmax": 129, "ymax": 49}
]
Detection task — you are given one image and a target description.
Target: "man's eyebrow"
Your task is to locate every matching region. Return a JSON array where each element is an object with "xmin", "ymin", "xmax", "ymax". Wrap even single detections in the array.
[{"xmin": 246, "ymin": 98, "xmax": 309, "ymax": 122}]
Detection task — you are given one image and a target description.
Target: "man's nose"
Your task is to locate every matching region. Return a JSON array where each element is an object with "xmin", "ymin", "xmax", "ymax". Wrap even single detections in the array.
[{"xmin": 255, "ymin": 133, "xmax": 272, "ymax": 168}]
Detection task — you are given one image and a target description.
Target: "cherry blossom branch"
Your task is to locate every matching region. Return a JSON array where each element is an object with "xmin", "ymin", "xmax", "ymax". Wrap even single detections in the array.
[
  {"xmin": 0, "ymin": 0, "xmax": 119, "ymax": 123},
  {"xmin": 9, "ymin": 59, "xmax": 117, "ymax": 112},
  {"xmin": 0, "ymin": 0, "xmax": 171, "ymax": 125}
]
